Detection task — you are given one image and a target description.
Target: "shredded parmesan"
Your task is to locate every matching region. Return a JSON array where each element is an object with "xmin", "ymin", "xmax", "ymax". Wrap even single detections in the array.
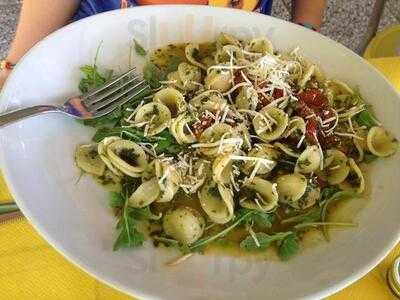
[{"xmin": 335, "ymin": 132, "xmax": 364, "ymax": 140}]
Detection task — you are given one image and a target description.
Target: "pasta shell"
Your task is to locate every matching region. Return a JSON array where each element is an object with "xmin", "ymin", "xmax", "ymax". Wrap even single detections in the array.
[
  {"xmin": 242, "ymin": 144, "xmax": 279, "ymax": 175},
  {"xmin": 235, "ymin": 86, "xmax": 258, "ymax": 110},
  {"xmin": 291, "ymin": 183, "xmax": 320, "ymax": 210},
  {"xmin": 216, "ymin": 32, "xmax": 241, "ymax": 49},
  {"xmin": 153, "ymin": 87, "xmax": 187, "ymax": 117},
  {"xmin": 198, "ymin": 123, "xmax": 239, "ymax": 156},
  {"xmin": 295, "ymin": 145, "xmax": 321, "ymax": 173},
  {"xmin": 204, "ymin": 69, "xmax": 232, "ymax": 93},
  {"xmin": 167, "ymin": 71, "xmax": 185, "ymax": 89},
  {"xmin": 212, "ymin": 154, "xmax": 233, "ymax": 185},
  {"xmin": 198, "ymin": 180, "xmax": 234, "ymax": 224},
  {"xmin": 215, "ymin": 45, "xmax": 244, "ymax": 64},
  {"xmin": 106, "ymin": 139, "xmax": 148, "ymax": 177},
  {"xmin": 185, "ymin": 43, "xmax": 207, "ymax": 70},
  {"xmin": 340, "ymin": 158, "xmax": 365, "ymax": 194},
  {"xmin": 244, "ymin": 37, "xmax": 273, "ymax": 55},
  {"xmin": 274, "ymin": 142, "xmax": 301, "ymax": 158},
  {"xmin": 163, "ymin": 207, "xmax": 205, "ymax": 244},
  {"xmin": 253, "ymin": 106, "xmax": 289, "ymax": 141},
  {"xmin": 177, "ymin": 62, "xmax": 202, "ymax": 91},
  {"xmin": 276, "ymin": 173, "xmax": 307, "ymax": 203},
  {"xmin": 323, "ymin": 149, "xmax": 350, "ymax": 185},
  {"xmin": 240, "ymin": 177, "xmax": 278, "ymax": 212},
  {"xmin": 297, "ymin": 64, "xmax": 325, "ymax": 88},
  {"xmin": 283, "ymin": 116, "xmax": 306, "ymax": 138},
  {"xmin": 135, "ymin": 102, "xmax": 171, "ymax": 136},
  {"xmin": 156, "ymin": 179, "xmax": 179, "ymax": 203},
  {"xmin": 75, "ymin": 144, "xmax": 106, "ymax": 176},
  {"xmin": 170, "ymin": 113, "xmax": 196, "ymax": 144},
  {"xmin": 128, "ymin": 177, "xmax": 160, "ymax": 208},
  {"xmin": 326, "ymin": 79, "xmax": 354, "ymax": 103},
  {"xmin": 367, "ymin": 126, "xmax": 398, "ymax": 157},
  {"xmin": 98, "ymin": 137, "xmax": 123, "ymax": 176}
]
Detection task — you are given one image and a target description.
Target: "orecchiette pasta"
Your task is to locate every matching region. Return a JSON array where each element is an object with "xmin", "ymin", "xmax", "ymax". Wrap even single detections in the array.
[
  {"xmin": 177, "ymin": 62, "xmax": 202, "ymax": 91},
  {"xmin": 204, "ymin": 69, "xmax": 232, "ymax": 92},
  {"xmin": 340, "ymin": 158, "xmax": 365, "ymax": 194},
  {"xmin": 75, "ymin": 33, "xmax": 397, "ymax": 260},
  {"xmin": 135, "ymin": 102, "xmax": 172, "ymax": 136},
  {"xmin": 185, "ymin": 43, "xmax": 207, "ymax": 70},
  {"xmin": 323, "ymin": 149, "xmax": 350, "ymax": 185},
  {"xmin": 129, "ymin": 177, "xmax": 160, "ymax": 207},
  {"xmin": 199, "ymin": 180, "xmax": 234, "ymax": 224},
  {"xmin": 240, "ymin": 177, "xmax": 278, "ymax": 212},
  {"xmin": 244, "ymin": 37, "xmax": 273, "ymax": 55},
  {"xmin": 277, "ymin": 173, "xmax": 307, "ymax": 204},
  {"xmin": 295, "ymin": 145, "xmax": 322, "ymax": 173},
  {"xmin": 163, "ymin": 207, "xmax": 205, "ymax": 244},
  {"xmin": 153, "ymin": 87, "xmax": 187, "ymax": 117},
  {"xmin": 75, "ymin": 144, "xmax": 106, "ymax": 176},
  {"xmin": 170, "ymin": 113, "xmax": 197, "ymax": 144},
  {"xmin": 367, "ymin": 126, "xmax": 398, "ymax": 157},
  {"xmin": 198, "ymin": 123, "xmax": 239, "ymax": 156},
  {"xmin": 253, "ymin": 106, "xmax": 289, "ymax": 141},
  {"xmin": 106, "ymin": 139, "xmax": 147, "ymax": 177}
]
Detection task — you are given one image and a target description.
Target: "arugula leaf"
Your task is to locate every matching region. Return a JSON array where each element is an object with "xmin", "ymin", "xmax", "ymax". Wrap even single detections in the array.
[
  {"xmin": 155, "ymin": 130, "xmax": 186, "ymax": 155},
  {"xmin": 363, "ymin": 153, "xmax": 379, "ymax": 163},
  {"xmin": 143, "ymin": 56, "xmax": 183, "ymax": 89},
  {"xmin": 93, "ymin": 127, "xmax": 148, "ymax": 142},
  {"xmin": 109, "ymin": 192, "xmax": 124, "ymax": 208},
  {"xmin": 164, "ymin": 56, "xmax": 183, "ymax": 73},
  {"xmin": 281, "ymin": 206, "xmax": 322, "ymax": 224},
  {"xmin": 240, "ymin": 232, "xmax": 292, "ymax": 251},
  {"xmin": 278, "ymin": 233, "xmax": 299, "ymax": 260},
  {"xmin": 235, "ymin": 208, "xmax": 274, "ymax": 228},
  {"xmin": 112, "ymin": 178, "xmax": 146, "ymax": 251},
  {"xmin": 79, "ymin": 65, "xmax": 113, "ymax": 94},
  {"xmin": 121, "ymin": 177, "xmax": 141, "ymax": 197},
  {"xmin": 188, "ymin": 210, "xmax": 254, "ymax": 251},
  {"xmin": 143, "ymin": 62, "xmax": 166, "ymax": 89},
  {"xmin": 355, "ymin": 110, "xmax": 379, "ymax": 128},
  {"xmin": 153, "ymin": 236, "xmax": 192, "ymax": 254},
  {"xmin": 113, "ymin": 205, "xmax": 145, "ymax": 251},
  {"xmin": 131, "ymin": 206, "xmax": 161, "ymax": 221},
  {"xmin": 83, "ymin": 106, "xmax": 123, "ymax": 128},
  {"xmin": 134, "ymin": 39, "xmax": 147, "ymax": 56},
  {"xmin": 320, "ymin": 186, "xmax": 341, "ymax": 202}
]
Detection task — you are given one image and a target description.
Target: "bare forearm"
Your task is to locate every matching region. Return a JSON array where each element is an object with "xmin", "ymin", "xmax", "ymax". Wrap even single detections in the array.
[
  {"xmin": 292, "ymin": 0, "xmax": 327, "ymax": 31},
  {"xmin": 0, "ymin": 0, "xmax": 79, "ymax": 88},
  {"xmin": 6, "ymin": 0, "xmax": 80, "ymax": 64}
]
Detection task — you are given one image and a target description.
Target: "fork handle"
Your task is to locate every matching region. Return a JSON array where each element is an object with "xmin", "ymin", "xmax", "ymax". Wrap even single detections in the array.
[{"xmin": 0, "ymin": 105, "xmax": 59, "ymax": 128}]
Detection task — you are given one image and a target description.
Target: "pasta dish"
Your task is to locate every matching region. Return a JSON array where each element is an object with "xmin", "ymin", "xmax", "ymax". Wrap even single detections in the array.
[{"xmin": 74, "ymin": 33, "xmax": 398, "ymax": 262}]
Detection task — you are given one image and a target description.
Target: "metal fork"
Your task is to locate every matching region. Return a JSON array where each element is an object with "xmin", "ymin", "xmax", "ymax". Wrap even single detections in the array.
[{"xmin": 0, "ymin": 68, "xmax": 150, "ymax": 128}]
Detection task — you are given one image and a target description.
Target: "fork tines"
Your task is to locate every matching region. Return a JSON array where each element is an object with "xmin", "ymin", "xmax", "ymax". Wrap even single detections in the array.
[{"xmin": 82, "ymin": 68, "xmax": 150, "ymax": 115}]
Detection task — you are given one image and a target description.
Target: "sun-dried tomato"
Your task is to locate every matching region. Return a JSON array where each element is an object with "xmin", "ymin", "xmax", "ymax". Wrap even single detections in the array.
[
  {"xmin": 297, "ymin": 88, "xmax": 328, "ymax": 109},
  {"xmin": 305, "ymin": 118, "xmax": 318, "ymax": 144},
  {"xmin": 192, "ymin": 115, "xmax": 214, "ymax": 138},
  {"xmin": 272, "ymin": 88, "xmax": 284, "ymax": 99}
]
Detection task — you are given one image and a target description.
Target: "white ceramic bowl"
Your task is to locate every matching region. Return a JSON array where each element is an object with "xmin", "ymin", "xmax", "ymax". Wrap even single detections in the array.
[{"xmin": 1, "ymin": 6, "xmax": 399, "ymax": 300}]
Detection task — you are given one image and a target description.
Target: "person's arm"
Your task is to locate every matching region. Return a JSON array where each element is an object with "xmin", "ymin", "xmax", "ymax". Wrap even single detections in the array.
[
  {"xmin": 291, "ymin": 0, "xmax": 327, "ymax": 31},
  {"xmin": 0, "ymin": 0, "xmax": 80, "ymax": 88}
]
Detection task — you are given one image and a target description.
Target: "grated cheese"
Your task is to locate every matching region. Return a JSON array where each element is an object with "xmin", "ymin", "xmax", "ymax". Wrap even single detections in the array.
[{"xmin": 335, "ymin": 132, "xmax": 364, "ymax": 140}]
